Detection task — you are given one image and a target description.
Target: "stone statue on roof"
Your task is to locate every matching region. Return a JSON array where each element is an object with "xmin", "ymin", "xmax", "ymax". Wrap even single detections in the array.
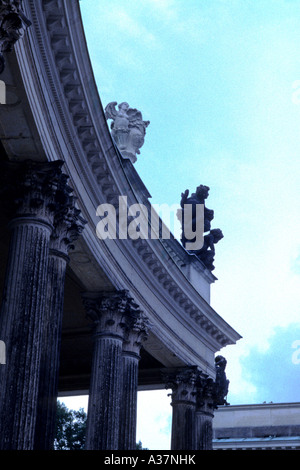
[
  {"xmin": 179, "ymin": 184, "xmax": 223, "ymax": 271},
  {"xmin": 214, "ymin": 355, "xmax": 230, "ymax": 406},
  {"xmin": 105, "ymin": 101, "xmax": 150, "ymax": 163}
]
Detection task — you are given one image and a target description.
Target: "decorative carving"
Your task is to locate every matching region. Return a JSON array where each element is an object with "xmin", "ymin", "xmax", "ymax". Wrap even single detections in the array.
[
  {"xmin": 105, "ymin": 101, "xmax": 150, "ymax": 163},
  {"xmin": 123, "ymin": 311, "xmax": 150, "ymax": 356},
  {"xmin": 83, "ymin": 289, "xmax": 128, "ymax": 320},
  {"xmin": 164, "ymin": 366, "xmax": 199, "ymax": 404},
  {"xmin": 50, "ymin": 206, "xmax": 86, "ymax": 256},
  {"xmin": 0, "ymin": 0, "xmax": 31, "ymax": 74},
  {"xmin": 196, "ymin": 375, "xmax": 215, "ymax": 411},
  {"xmin": 179, "ymin": 184, "xmax": 223, "ymax": 271}
]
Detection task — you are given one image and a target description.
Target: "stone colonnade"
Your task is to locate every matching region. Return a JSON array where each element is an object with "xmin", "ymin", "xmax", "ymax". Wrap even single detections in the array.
[{"xmin": 0, "ymin": 159, "xmax": 224, "ymax": 450}]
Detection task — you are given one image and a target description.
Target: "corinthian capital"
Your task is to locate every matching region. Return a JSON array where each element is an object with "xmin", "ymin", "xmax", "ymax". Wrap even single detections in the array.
[
  {"xmin": 82, "ymin": 291, "xmax": 150, "ymax": 348},
  {"xmin": 0, "ymin": 0, "xmax": 32, "ymax": 73},
  {"xmin": 82, "ymin": 290, "xmax": 140, "ymax": 339},
  {"xmin": 0, "ymin": 160, "xmax": 85, "ymax": 239},
  {"xmin": 163, "ymin": 366, "xmax": 200, "ymax": 405}
]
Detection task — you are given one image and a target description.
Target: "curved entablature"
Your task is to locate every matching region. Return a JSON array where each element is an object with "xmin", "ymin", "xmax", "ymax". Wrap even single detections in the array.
[{"xmin": 0, "ymin": 0, "xmax": 241, "ymax": 379}]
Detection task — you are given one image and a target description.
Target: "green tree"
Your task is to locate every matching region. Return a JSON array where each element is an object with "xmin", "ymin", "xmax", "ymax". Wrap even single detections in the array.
[
  {"xmin": 54, "ymin": 401, "xmax": 87, "ymax": 450},
  {"xmin": 136, "ymin": 440, "xmax": 148, "ymax": 450},
  {"xmin": 54, "ymin": 400, "xmax": 147, "ymax": 450}
]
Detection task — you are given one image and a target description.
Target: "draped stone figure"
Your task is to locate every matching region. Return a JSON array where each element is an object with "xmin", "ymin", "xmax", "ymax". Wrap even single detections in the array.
[{"xmin": 105, "ymin": 101, "xmax": 150, "ymax": 163}]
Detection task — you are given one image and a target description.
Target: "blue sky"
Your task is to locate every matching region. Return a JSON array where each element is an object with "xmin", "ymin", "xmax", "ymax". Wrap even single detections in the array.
[{"xmin": 60, "ymin": 0, "xmax": 300, "ymax": 449}]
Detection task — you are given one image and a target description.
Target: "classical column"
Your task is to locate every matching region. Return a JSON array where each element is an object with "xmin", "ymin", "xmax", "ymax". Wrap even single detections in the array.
[
  {"xmin": 119, "ymin": 308, "xmax": 150, "ymax": 450},
  {"xmin": 82, "ymin": 290, "xmax": 134, "ymax": 450},
  {"xmin": 34, "ymin": 184, "xmax": 86, "ymax": 450},
  {"xmin": 0, "ymin": 160, "xmax": 69, "ymax": 450},
  {"xmin": 164, "ymin": 367, "xmax": 199, "ymax": 450}
]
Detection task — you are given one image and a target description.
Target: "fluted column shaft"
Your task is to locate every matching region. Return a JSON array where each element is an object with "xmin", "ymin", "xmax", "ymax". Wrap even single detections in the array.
[
  {"xmin": 0, "ymin": 160, "xmax": 69, "ymax": 450},
  {"xmin": 88, "ymin": 329, "xmax": 124, "ymax": 450},
  {"xmin": 34, "ymin": 251, "xmax": 69, "ymax": 450},
  {"xmin": 171, "ymin": 400, "xmax": 196, "ymax": 450},
  {"xmin": 195, "ymin": 406, "xmax": 214, "ymax": 450},
  {"xmin": 0, "ymin": 218, "xmax": 52, "ymax": 450},
  {"xmin": 34, "ymin": 194, "xmax": 85, "ymax": 450},
  {"xmin": 119, "ymin": 352, "xmax": 139, "ymax": 450}
]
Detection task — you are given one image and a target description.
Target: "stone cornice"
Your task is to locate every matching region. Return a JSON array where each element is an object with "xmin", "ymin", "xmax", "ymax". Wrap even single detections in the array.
[{"xmin": 11, "ymin": 0, "xmax": 241, "ymax": 370}]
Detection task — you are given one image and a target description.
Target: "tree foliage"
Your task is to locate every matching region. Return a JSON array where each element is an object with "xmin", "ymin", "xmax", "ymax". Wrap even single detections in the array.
[
  {"xmin": 54, "ymin": 400, "xmax": 147, "ymax": 450},
  {"xmin": 136, "ymin": 440, "xmax": 148, "ymax": 450},
  {"xmin": 54, "ymin": 401, "xmax": 87, "ymax": 450}
]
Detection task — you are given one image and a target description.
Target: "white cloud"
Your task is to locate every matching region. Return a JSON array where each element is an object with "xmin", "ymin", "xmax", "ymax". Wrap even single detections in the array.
[
  {"xmin": 59, "ymin": 395, "xmax": 89, "ymax": 412},
  {"xmin": 144, "ymin": 0, "xmax": 178, "ymax": 23},
  {"xmin": 137, "ymin": 390, "xmax": 172, "ymax": 450},
  {"xmin": 109, "ymin": 8, "xmax": 157, "ymax": 47}
]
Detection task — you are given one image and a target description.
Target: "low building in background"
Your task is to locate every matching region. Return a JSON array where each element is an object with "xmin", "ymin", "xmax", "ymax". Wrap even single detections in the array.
[{"xmin": 213, "ymin": 402, "xmax": 300, "ymax": 450}]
